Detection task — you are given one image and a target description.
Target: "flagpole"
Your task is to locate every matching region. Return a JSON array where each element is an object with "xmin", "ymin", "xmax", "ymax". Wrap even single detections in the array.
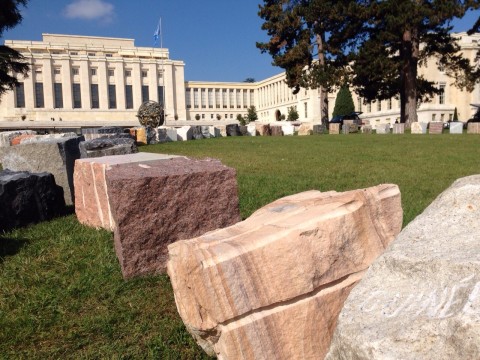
[{"xmin": 160, "ymin": 17, "xmax": 166, "ymax": 125}]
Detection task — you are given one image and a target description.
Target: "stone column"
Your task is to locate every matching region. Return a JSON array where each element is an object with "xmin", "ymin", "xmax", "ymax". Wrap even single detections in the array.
[
  {"xmin": 97, "ymin": 59, "xmax": 108, "ymax": 110},
  {"xmin": 114, "ymin": 61, "xmax": 126, "ymax": 109},
  {"xmin": 174, "ymin": 63, "xmax": 187, "ymax": 120},
  {"xmin": 164, "ymin": 62, "xmax": 175, "ymax": 120},
  {"xmin": 79, "ymin": 59, "xmax": 91, "ymax": 110},
  {"xmin": 42, "ymin": 58, "xmax": 54, "ymax": 109},
  {"xmin": 148, "ymin": 62, "xmax": 158, "ymax": 105},
  {"xmin": 24, "ymin": 59, "xmax": 35, "ymax": 109},
  {"xmin": 60, "ymin": 58, "xmax": 73, "ymax": 109},
  {"xmin": 131, "ymin": 61, "xmax": 142, "ymax": 110}
]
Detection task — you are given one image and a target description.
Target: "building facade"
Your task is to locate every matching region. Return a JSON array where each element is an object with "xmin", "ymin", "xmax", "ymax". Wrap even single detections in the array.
[{"xmin": 1, "ymin": 32, "xmax": 479, "ymax": 128}]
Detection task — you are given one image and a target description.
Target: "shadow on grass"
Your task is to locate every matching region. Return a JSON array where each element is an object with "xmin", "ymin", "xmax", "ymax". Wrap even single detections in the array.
[{"xmin": 0, "ymin": 236, "xmax": 30, "ymax": 263}]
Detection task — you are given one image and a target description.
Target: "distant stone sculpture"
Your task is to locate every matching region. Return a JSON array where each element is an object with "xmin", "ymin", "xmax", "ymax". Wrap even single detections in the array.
[{"xmin": 137, "ymin": 100, "xmax": 164, "ymax": 128}]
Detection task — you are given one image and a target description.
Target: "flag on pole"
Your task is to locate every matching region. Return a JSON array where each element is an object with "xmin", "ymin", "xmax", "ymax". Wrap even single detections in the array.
[{"xmin": 153, "ymin": 18, "xmax": 161, "ymax": 47}]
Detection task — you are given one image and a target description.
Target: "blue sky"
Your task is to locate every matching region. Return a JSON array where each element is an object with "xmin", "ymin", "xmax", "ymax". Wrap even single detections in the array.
[{"xmin": 3, "ymin": 1, "xmax": 479, "ymax": 83}]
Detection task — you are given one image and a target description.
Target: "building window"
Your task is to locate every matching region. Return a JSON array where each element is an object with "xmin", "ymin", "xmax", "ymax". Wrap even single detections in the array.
[
  {"xmin": 387, "ymin": 99, "xmax": 392, "ymax": 110},
  {"xmin": 34, "ymin": 83, "xmax": 44, "ymax": 108},
  {"xmin": 106, "ymin": 53, "xmax": 113, "ymax": 57},
  {"xmin": 439, "ymin": 83, "xmax": 446, "ymax": 104},
  {"xmin": 243, "ymin": 90, "xmax": 248, "ymax": 108},
  {"xmin": 304, "ymin": 102, "xmax": 308, "ymax": 118},
  {"xmin": 186, "ymin": 88, "xmax": 191, "ymax": 109},
  {"xmin": 432, "ymin": 114, "xmax": 436, "ymax": 122},
  {"xmin": 449, "ymin": 113, "xmax": 453, "ymax": 121},
  {"xmin": 229, "ymin": 90, "xmax": 235, "ymax": 108},
  {"xmin": 357, "ymin": 98, "xmax": 362, "ymax": 112},
  {"xmin": 208, "ymin": 89, "xmax": 213, "ymax": 108},
  {"xmin": 108, "ymin": 69, "xmax": 115, "ymax": 77},
  {"xmin": 34, "ymin": 66, "xmax": 42, "ymax": 74},
  {"xmin": 158, "ymin": 86, "xmax": 164, "ymax": 106},
  {"xmin": 72, "ymin": 68, "xmax": 79, "ymax": 75},
  {"xmin": 377, "ymin": 101, "xmax": 381, "ymax": 112},
  {"xmin": 194, "ymin": 89, "xmax": 199, "ymax": 108},
  {"xmin": 250, "ymin": 90, "xmax": 254, "ymax": 106},
  {"xmin": 236, "ymin": 90, "xmax": 241, "ymax": 108},
  {"xmin": 230, "ymin": 114, "xmax": 233, "ymax": 119},
  {"xmin": 215, "ymin": 89, "xmax": 220, "ymax": 108},
  {"xmin": 201, "ymin": 89, "xmax": 206, "ymax": 108},
  {"xmin": 90, "ymin": 68, "xmax": 97, "ymax": 76},
  {"xmin": 15, "ymin": 82, "xmax": 25, "ymax": 108},
  {"xmin": 202, "ymin": 114, "xmax": 205, "ymax": 119},
  {"xmin": 72, "ymin": 83, "xmax": 82, "ymax": 108},
  {"xmin": 70, "ymin": 51, "xmax": 78, "ymax": 56},
  {"xmin": 108, "ymin": 84, "xmax": 117, "ymax": 109},
  {"xmin": 141, "ymin": 85, "xmax": 149, "ymax": 103},
  {"xmin": 211, "ymin": 114, "xmax": 214, "ymax": 119},
  {"xmin": 54, "ymin": 83, "xmax": 63, "ymax": 108},
  {"xmin": 222, "ymin": 90, "xmax": 228, "ymax": 108},
  {"xmin": 367, "ymin": 102, "xmax": 371, "ymax": 113},
  {"xmin": 91, "ymin": 84, "xmax": 99, "ymax": 109},
  {"xmin": 125, "ymin": 85, "xmax": 133, "ymax": 109},
  {"xmin": 141, "ymin": 70, "xmax": 148, "ymax": 78},
  {"xmin": 54, "ymin": 68, "xmax": 61, "ymax": 75},
  {"xmin": 88, "ymin": 52, "xmax": 95, "ymax": 56},
  {"xmin": 125, "ymin": 70, "xmax": 131, "ymax": 77}
]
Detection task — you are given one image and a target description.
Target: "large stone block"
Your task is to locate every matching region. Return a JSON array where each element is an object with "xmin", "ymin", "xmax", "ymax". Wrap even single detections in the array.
[
  {"xmin": 392, "ymin": 123, "xmax": 405, "ymax": 134},
  {"xmin": 208, "ymin": 126, "xmax": 221, "ymax": 138},
  {"xmin": 270, "ymin": 125, "xmax": 283, "ymax": 136},
  {"xmin": 176, "ymin": 126, "xmax": 193, "ymax": 141},
  {"xmin": 329, "ymin": 123, "xmax": 340, "ymax": 134},
  {"xmin": 157, "ymin": 126, "xmax": 177, "ymax": 142},
  {"xmin": 327, "ymin": 175, "xmax": 480, "ymax": 360},
  {"xmin": 467, "ymin": 122, "xmax": 480, "ymax": 134},
  {"xmin": 108, "ymin": 157, "xmax": 241, "ymax": 278},
  {"xmin": 429, "ymin": 121, "xmax": 444, "ymax": 134},
  {"xmin": 411, "ymin": 122, "xmax": 428, "ymax": 134},
  {"xmin": 82, "ymin": 126, "xmax": 125, "ymax": 140},
  {"xmin": 361, "ymin": 125, "xmax": 373, "ymax": 134},
  {"xmin": 0, "ymin": 169, "xmax": 65, "ymax": 232},
  {"xmin": 74, "ymin": 153, "xmax": 182, "ymax": 231},
  {"xmin": 246, "ymin": 124, "xmax": 257, "ymax": 136},
  {"xmin": 18, "ymin": 132, "xmax": 78, "ymax": 145},
  {"xmin": 226, "ymin": 124, "xmax": 241, "ymax": 136},
  {"xmin": 281, "ymin": 123, "xmax": 295, "ymax": 135},
  {"xmin": 192, "ymin": 126, "xmax": 204, "ymax": 140},
  {"xmin": 2, "ymin": 136, "xmax": 84, "ymax": 205},
  {"xmin": 449, "ymin": 122, "xmax": 463, "ymax": 134},
  {"xmin": 0, "ymin": 130, "xmax": 36, "ymax": 147},
  {"xmin": 79, "ymin": 137, "xmax": 137, "ymax": 158},
  {"xmin": 216, "ymin": 125, "xmax": 227, "ymax": 137},
  {"xmin": 168, "ymin": 184, "xmax": 402, "ymax": 359},
  {"xmin": 255, "ymin": 124, "xmax": 271, "ymax": 136},
  {"xmin": 375, "ymin": 124, "xmax": 390, "ymax": 134}
]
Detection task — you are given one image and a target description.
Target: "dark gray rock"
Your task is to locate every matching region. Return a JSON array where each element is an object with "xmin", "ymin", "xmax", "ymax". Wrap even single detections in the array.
[
  {"xmin": 201, "ymin": 126, "xmax": 211, "ymax": 139},
  {"xmin": 226, "ymin": 124, "xmax": 241, "ymax": 136},
  {"xmin": 1, "ymin": 136, "xmax": 84, "ymax": 205},
  {"xmin": 79, "ymin": 137, "xmax": 138, "ymax": 158},
  {"xmin": 239, "ymin": 125, "xmax": 249, "ymax": 136},
  {"xmin": 192, "ymin": 126, "xmax": 204, "ymax": 140},
  {"xmin": 82, "ymin": 127, "xmax": 126, "ymax": 140},
  {"xmin": 0, "ymin": 170, "xmax": 65, "ymax": 232}
]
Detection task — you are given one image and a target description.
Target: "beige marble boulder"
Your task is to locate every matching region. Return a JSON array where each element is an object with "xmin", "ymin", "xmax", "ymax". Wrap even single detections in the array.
[{"xmin": 168, "ymin": 184, "xmax": 402, "ymax": 359}]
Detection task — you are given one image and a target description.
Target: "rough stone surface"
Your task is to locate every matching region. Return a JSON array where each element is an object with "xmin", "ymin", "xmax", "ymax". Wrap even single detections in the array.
[
  {"xmin": 2, "ymin": 136, "xmax": 84, "ymax": 205},
  {"xmin": 327, "ymin": 175, "xmax": 480, "ymax": 360},
  {"xmin": 393, "ymin": 123, "xmax": 405, "ymax": 134},
  {"xmin": 361, "ymin": 125, "xmax": 373, "ymax": 134},
  {"xmin": 156, "ymin": 127, "xmax": 177, "ymax": 142},
  {"xmin": 82, "ymin": 127, "xmax": 125, "ymax": 140},
  {"xmin": 255, "ymin": 124, "xmax": 271, "ymax": 136},
  {"xmin": 129, "ymin": 127, "xmax": 147, "ymax": 145},
  {"xmin": 226, "ymin": 124, "xmax": 241, "ymax": 136},
  {"xmin": 74, "ymin": 153, "xmax": 182, "ymax": 231},
  {"xmin": 18, "ymin": 132, "xmax": 78, "ymax": 144},
  {"xmin": 107, "ymin": 157, "xmax": 241, "ymax": 278},
  {"xmin": 411, "ymin": 122, "xmax": 428, "ymax": 134},
  {"xmin": 10, "ymin": 134, "xmax": 36, "ymax": 145},
  {"xmin": 467, "ymin": 122, "xmax": 480, "ymax": 134},
  {"xmin": 375, "ymin": 124, "xmax": 390, "ymax": 134},
  {"xmin": 176, "ymin": 126, "xmax": 193, "ymax": 141},
  {"xmin": 216, "ymin": 125, "xmax": 227, "ymax": 137},
  {"xmin": 79, "ymin": 137, "xmax": 137, "ymax": 158},
  {"xmin": 0, "ymin": 169, "xmax": 65, "ymax": 232},
  {"xmin": 168, "ymin": 184, "xmax": 402, "ymax": 359},
  {"xmin": 429, "ymin": 121, "xmax": 444, "ymax": 134},
  {"xmin": 329, "ymin": 123, "xmax": 340, "ymax": 134},
  {"xmin": 246, "ymin": 124, "xmax": 257, "ymax": 136},
  {"xmin": 201, "ymin": 126, "xmax": 211, "ymax": 138},
  {"xmin": 0, "ymin": 130, "xmax": 36, "ymax": 147},
  {"xmin": 298, "ymin": 123, "xmax": 313, "ymax": 135},
  {"xmin": 209, "ymin": 126, "xmax": 221, "ymax": 138},
  {"xmin": 312, "ymin": 124, "xmax": 326, "ymax": 134},
  {"xmin": 270, "ymin": 125, "xmax": 283, "ymax": 136},
  {"xmin": 281, "ymin": 123, "xmax": 295, "ymax": 135},
  {"xmin": 239, "ymin": 125, "xmax": 249, "ymax": 136},
  {"xmin": 192, "ymin": 126, "xmax": 204, "ymax": 140},
  {"xmin": 449, "ymin": 122, "xmax": 463, "ymax": 134}
]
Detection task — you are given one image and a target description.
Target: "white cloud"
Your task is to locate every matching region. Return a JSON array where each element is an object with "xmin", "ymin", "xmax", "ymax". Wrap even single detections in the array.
[{"xmin": 64, "ymin": 0, "xmax": 115, "ymax": 22}]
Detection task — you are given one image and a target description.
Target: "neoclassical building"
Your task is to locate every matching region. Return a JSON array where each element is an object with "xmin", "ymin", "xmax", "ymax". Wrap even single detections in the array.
[{"xmin": 0, "ymin": 32, "xmax": 479, "ymax": 129}]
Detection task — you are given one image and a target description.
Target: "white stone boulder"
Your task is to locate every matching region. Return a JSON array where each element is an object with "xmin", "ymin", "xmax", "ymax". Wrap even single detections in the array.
[
  {"xmin": 327, "ymin": 175, "xmax": 480, "ymax": 360},
  {"xmin": 411, "ymin": 122, "xmax": 428, "ymax": 134},
  {"xmin": 176, "ymin": 126, "xmax": 193, "ymax": 141},
  {"xmin": 449, "ymin": 122, "xmax": 463, "ymax": 134}
]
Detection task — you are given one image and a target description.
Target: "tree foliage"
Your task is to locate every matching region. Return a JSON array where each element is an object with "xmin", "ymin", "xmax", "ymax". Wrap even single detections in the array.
[
  {"xmin": 453, "ymin": 107, "xmax": 459, "ymax": 121},
  {"xmin": 0, "ymin": 0, "xmax": 29, "ymax": 100},
  {"xmin": 246, "ymin": 105, "xmax": 258, "ymax": 123},
  {"xmin": 332, "ymin": 84, "xmax": 355, "ymax": 118},
  {"xmin": 258, "ymin": 0, "xmax": 480, "ymax": 124},
  {"xmin": 287, "ymin": 106, "xmax": 299, "ymax": 121}
]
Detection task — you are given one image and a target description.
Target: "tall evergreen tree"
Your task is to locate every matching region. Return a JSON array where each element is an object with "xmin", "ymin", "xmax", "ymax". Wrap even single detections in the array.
[
  {"xmin": 246, "ymin": 105, "xmax": 258, "ymax": 123},
  {"xmin": 351, "ymin": 0, "xmax": 480, "ymax": 125},
  {"xmin": 257, "ymin": 0, "xmax": 363, "ymax": 125},
  {"xmin": 0, "ymin": 0, "xmax": 29, "ymax": 100},
  {"xmin": 332, "ymin": 85, "xmax": 355, "ymax": 118}
]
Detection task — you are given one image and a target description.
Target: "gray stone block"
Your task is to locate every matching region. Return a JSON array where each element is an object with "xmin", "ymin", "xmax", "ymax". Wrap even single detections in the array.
[
  {"xmin": 79, "ymin": 137, "xmax": 137, "ymax": 158},
  {"xmin": 0, "ymin": 169, "xmax": 65, "ymax": 232},
  {"xmin": 449, "ymin": 122, "xmax": 463, "ymax": 134},
  {"xmin": 1, "ymin": 136, "xmax": 84, "ymax": 205},
  {"xmin": 0, "ymin": 130, "xmax": 36, "ymax": 147}
]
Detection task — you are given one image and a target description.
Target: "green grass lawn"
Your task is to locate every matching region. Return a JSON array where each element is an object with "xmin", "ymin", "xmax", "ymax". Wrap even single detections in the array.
[{"xmin": 1, "ymin": 134, "xmax": 480, "ymax": 358}]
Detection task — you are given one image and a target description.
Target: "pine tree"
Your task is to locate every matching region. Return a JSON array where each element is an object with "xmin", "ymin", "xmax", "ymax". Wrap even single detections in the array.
[
  {"xmin": 332, "ymin": 85, "xmax": 355, "ymax": 118},
  {"xmin": 246, "ymin": 105, "xmax": 258, "ymax": 123},
  {"xmin": 453, "ymin": 107, "xmax": 459, "ymax": 122},
  {"xmin": 351, "ymin": 1, "xmax": 480, "ymax": 125},
  {"xmin": 0, "ymin": 0, "xmax": 30, "ymax": 100},
  {"xmin": 287, "ymin": 106, "xmax": 299, "ymax": 121}
]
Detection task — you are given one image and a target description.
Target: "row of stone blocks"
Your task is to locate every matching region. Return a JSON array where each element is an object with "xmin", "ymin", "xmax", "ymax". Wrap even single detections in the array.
[{"xmin": 330, "ymin": 121, "xmax": 473, "ymax": 135}]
